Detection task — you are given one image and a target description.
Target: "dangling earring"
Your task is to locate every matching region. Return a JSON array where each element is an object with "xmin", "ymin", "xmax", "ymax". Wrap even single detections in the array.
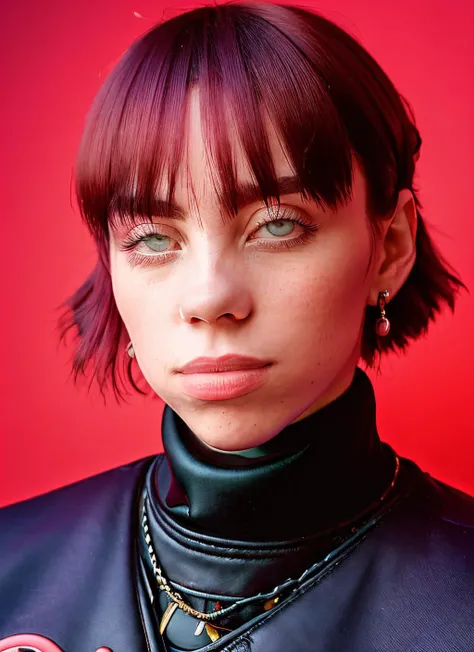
[
  {"xmin": 126, "ymin": 340, "xmax": 135, "ymax": 358},
  {"xmin": 375, "ymin": 290, "xmax": 391, "ymax": 336}
]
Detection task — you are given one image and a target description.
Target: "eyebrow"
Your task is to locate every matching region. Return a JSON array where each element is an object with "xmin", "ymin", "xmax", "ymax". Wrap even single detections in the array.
[{"xmin": 145, "ymin": 175, "xmax": 303, "ymax": 221}]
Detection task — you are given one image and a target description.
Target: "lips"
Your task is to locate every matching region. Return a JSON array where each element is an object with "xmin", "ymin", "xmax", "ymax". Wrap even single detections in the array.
[
  {"xmin": 175, "ymin": 354, "xmax": 272, "ymax": 401},
  {"xmin": 177, "ymin": 354, "xmax": 270, "ymax": 374}
]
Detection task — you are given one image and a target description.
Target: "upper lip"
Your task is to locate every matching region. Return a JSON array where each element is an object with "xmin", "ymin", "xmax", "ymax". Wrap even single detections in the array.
[{"xmin": 177, "ymin": 354, "xmax": 271, "ymax": 374}]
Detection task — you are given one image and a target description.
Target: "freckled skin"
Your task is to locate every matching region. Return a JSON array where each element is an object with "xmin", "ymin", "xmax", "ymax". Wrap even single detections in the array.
[{"xmin": 109, "ymin": 89, "xmax": 416, "ymax": 451}]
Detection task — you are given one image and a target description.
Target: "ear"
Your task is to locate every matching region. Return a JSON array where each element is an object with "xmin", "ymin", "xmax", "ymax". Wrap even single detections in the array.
[{"xmin": 368, "ymin": 189, "xmax": 418, "ymax": 306}]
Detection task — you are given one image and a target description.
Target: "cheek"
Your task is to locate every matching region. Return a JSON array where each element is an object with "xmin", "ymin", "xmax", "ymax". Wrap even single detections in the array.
[
  {"xmin": 267, "ymin": 231, "xmax": 372, "ymax": 328},
  {"xmin": 111, "ymin": 268, "xmax": 174, "ymax": 384},
  {"xmin": 110, "ymin": 257, "xmax": 168, "ymax": 340},
  {"xmin": 110, "ymin": 259, "xmax": 137, "ymax": 325}
]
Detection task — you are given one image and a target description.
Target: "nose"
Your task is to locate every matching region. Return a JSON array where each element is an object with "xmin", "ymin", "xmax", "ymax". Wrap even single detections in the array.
[{"xmin": 178, "ymin": 255, "xmax": 252, "ymax": 325}]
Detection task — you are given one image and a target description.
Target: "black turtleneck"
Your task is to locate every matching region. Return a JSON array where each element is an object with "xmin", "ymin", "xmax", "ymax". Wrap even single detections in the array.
[
  {"xmin": 138, "ymin": 367, "xmax": 403, "ymax": 650},
  {"xmin": 151, "ymin": 366, "xmax": 395, "ymax": 541}
]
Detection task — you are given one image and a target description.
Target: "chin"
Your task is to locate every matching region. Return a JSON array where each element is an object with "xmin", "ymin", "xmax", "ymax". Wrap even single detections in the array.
[
  {"xmin": 189, "ymin": 418, "xmax": 277, "ymax": 451},
  {"xmin": 174, "ymin": 399, "xmax": 290, "ymax": 451}
]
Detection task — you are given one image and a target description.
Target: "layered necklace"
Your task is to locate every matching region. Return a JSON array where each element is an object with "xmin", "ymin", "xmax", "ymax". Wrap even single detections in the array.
[{"xmin": 140, "ymin": 446, "xmax": 402, "ymax": 643}]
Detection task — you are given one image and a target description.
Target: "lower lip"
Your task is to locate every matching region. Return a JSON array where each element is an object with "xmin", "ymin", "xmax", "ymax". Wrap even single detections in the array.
[{"xmin": 177, "ymin": 365, "xmax": 271, "ymax": 401}]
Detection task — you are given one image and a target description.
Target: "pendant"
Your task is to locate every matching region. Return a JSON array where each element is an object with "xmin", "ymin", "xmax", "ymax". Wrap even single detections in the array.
[
  {"xmin": 194, "ymin": 620, "xmax": 206, "ymax": 636},
  {"xmin": 205, "ymin": 623, "xmax": 220, "ymax": 642},
  {"xmin": 159, "ymin": 601, "xmax": 179, "ymax": 635},
  {"xmin": 264, "ymin": 596, "xmax": 280, "ymax": 611}
]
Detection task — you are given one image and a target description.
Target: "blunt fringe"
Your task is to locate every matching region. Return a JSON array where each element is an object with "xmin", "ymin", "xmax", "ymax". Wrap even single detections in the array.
[{"xmin": 57, "ymin": 2, "xmax": 466, "ymax": 403}]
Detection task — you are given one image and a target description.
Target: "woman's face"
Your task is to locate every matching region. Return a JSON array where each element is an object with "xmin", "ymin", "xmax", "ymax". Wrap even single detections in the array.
[{"xmin": 109, "ymin": 91, "xmax": 380, "ymax": 450}]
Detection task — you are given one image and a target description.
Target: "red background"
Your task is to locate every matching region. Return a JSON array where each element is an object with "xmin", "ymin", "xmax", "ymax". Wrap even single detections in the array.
[{"xmin": 1, "ymin": 0, "xmax": 473, "ymax": 508}]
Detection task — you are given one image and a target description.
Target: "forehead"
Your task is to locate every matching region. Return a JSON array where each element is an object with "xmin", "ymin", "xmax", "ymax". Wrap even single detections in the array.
[{"xmin": 169, "ymin": 88, "xmax": 295, "ymax": 209}]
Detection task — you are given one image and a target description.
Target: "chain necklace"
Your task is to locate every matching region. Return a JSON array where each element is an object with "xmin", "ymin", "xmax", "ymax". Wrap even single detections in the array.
[{"xmin": 141, "ymin": 446, "xmax": 401, "ymax": 639}]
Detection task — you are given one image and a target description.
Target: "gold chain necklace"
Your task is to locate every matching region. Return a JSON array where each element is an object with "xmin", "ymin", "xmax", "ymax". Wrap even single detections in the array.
[{"xmin": 141, "ymin": 447, "xmax": 400, "ymax": 639}]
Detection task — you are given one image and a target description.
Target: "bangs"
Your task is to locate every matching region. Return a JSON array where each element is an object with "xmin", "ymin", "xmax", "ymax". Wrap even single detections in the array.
[{"xmin": 75, "ymin": 4, "xmax": 356, "ymax": 238}]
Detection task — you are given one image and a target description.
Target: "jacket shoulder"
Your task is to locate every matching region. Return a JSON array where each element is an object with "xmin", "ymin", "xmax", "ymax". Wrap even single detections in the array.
[
  {"xmin": 403, "ymin": 456, "xmax": 474, "ymax": 529},
  {"xmin": 428, "ymin": 477, "xmax": 474, "ymax": 528},
  {"xmin": 0, "ymin": 455, "xmax": 160, "ymax": 541}
]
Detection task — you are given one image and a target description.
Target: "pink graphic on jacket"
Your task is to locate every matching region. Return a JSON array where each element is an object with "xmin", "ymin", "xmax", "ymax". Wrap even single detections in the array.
[{"xmin": 0, "ymin": 634, "xmax": 112, "ymax": 652}]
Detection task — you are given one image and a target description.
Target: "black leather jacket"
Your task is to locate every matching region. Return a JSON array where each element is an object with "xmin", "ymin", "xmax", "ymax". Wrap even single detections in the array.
[{"xmin": 1, "ymin": 451, "xmax": 474, "ymax": 652}]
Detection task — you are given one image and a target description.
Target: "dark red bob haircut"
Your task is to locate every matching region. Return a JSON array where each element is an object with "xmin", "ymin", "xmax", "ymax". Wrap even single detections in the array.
[{"xmin": 58, "ymin": 2, "xmax": 466, "ymax": 402}]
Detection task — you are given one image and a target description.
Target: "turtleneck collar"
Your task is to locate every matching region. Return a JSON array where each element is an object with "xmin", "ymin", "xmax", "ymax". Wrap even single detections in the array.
[{"xmin": 150, "ymin": 366, "xmax": 395, "ymax": 542}]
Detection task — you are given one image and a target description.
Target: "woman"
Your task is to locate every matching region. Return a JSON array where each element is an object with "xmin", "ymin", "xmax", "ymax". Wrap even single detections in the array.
[{"xmin": 0, "ymin": 3, "xmax": 473, "ymax": 651}]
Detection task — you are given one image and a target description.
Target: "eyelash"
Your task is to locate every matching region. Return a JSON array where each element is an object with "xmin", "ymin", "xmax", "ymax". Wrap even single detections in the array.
[{"xmin": 117, "ymin": 209, "xmax": 320, "ymax": 269}]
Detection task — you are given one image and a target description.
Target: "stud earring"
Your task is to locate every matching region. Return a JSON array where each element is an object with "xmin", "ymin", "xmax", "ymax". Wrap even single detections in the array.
[
  {"xmin": 126, "ymin": 341, "xmax": 135, "ymax": 358},
  {"xmin": 375, "ymin": 290, "xmax": 390, "ymax": 336}
]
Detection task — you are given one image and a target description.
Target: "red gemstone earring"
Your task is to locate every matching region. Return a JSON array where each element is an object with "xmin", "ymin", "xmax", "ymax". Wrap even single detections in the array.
[{"xmin": 375, "ymin": 290, "xmax": 391, "ymax": 336}]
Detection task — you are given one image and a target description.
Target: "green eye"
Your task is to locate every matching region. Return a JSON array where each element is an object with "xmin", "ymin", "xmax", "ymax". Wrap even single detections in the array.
[
  {"xmin": 262, "ymin": 220, "xmax": 295, "ymax": 236},
  {"xmin": 142, "ymin": 234, "xmax": 171, "ymax": 252}
]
